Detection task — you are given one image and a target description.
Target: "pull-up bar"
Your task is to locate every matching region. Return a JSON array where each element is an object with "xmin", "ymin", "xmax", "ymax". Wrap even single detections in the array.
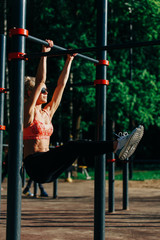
[
  {"xmin": 27, "ymin": 35, "xmax": 99, "ymax": 64},
  {"xmin": 25, "ymin": 39, "xmax": 160, "ymax": 59},
  {"xmin": 10, "ymin": 28, "xmax": 160, "ymax": 62}
]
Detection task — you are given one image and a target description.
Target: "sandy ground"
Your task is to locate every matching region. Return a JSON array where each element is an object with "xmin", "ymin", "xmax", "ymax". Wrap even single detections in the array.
[{"xmin": 0, "ymin": 178, "xmax": 160, "ymax": 240}]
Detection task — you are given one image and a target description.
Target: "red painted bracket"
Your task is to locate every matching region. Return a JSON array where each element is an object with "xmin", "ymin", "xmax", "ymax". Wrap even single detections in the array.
[
  {"xmin": 0, "ymin": 125, "xmax": 6, "ymax": 131},
  {"xmin": 107, "ymin": 159, "xmax": 116, "ymax": 163},
  {"xmin": 9, "ymin": 28, "xmax": 29, "ymax": 38},
  {"xmin": 8, "ymin": 52, "xmax": 28, "ymax": 61},
  {"xmin": 0, "ymin": 88, "xmax": 8, "ymax": 93},
  {"xmin": 94, "ymin": 79, "xmax": 109, "ymax": 85},
  {"xmin": 94, "ymin": 60, "xmax": 109, "ymax": 66}
]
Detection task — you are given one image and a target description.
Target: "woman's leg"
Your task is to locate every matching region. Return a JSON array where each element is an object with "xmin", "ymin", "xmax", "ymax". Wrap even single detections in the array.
[
  {"xmin": 43, "ymin": 140, "xmax": 115, "ymax": 182},
  {"xmin": 64, "ymin": 140, "xmax": 114, "ymax": 156},
  {"xmin": 24, "ymin": 125, "xmax": 144, "ymax": 183},
  {"xmin": 24, "ymin": 140, "xmax": 114, "ymax": 183}
]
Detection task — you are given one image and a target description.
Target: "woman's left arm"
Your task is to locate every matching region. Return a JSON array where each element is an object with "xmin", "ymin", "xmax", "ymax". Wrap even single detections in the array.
[{"xmin": 45, "ymin": 54, "xmax": 76, "ymax": 118}]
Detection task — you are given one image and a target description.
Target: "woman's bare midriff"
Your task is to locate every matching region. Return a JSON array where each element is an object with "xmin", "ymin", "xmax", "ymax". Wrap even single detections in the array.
[{"xmin": 24, "ymin": 138, "xmax": 50, "ymax": 159}]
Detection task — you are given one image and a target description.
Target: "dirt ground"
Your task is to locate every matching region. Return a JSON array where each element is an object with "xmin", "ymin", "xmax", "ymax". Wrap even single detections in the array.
[{"xmin": 0, "ymin": 178, "xmax": 160, "ymax": 240}]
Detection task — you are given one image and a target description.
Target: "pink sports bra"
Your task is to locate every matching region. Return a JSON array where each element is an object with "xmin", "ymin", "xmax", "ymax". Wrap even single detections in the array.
[{"xmin": 23, "ymin": 109, "xmax": 53, "ymax": 140}]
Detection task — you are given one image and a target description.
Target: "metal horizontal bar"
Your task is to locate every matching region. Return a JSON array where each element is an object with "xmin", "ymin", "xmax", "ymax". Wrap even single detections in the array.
[
  {"xmin": 107, "ymin": 39, "xmax": 160, "ymax": 50},
  {"xmin": 27, "ymin": 35, "xmax": 99, "ymax": 63},
  {"xmin": 68, "ymin": 82, "xmax": 94, "ymax": 87},
  {"xmin": 25, "ymin": 38, "xmax": 160, "ymax": 60}
]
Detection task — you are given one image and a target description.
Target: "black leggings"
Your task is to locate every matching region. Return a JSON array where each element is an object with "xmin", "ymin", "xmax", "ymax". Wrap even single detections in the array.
[{"xmin": 23, "ymin": 140, "xmax": 114, "ymax": 183}]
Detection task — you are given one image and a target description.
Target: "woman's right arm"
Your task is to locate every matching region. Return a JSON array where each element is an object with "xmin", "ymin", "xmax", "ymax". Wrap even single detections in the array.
[
  {"xmin": 35, "ymin": 40, "xmax": 53, "ymax": 85},
  {"xmin": 28, "ymin": 40, "xmax": 54, "ymax": 108},
  {"xmin": 24, "ymin": 40, "xmax": 53, "ymax": 125}
]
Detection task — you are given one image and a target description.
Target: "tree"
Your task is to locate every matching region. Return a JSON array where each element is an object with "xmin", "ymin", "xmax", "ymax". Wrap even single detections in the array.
[
  {"xmin": 107, "ymin": 0, "xmax": 160, "ymax": 132},
  {"xmin": 6, "ymin": 0, "xmax": 160, "ymax": 148},
  {"xmin": 26, "ymin": 0, "xmax": 97, "ymax": 141}
]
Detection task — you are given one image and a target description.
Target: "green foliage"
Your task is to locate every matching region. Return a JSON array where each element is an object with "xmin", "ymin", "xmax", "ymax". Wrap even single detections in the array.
[
  {"xmin": 59, "ymin": 169, "xmax": 160, "ymax": 181},
  {"xmin": 114, "ymin": 170, "xmax": 160, "ymax": 181},
  {"xmin": 24, "ymin": 0, "xmax": 160, "ymax": 138},
  {"xmin": 107, "ymin": 0, "xmax": 160, "ymax": 130}
]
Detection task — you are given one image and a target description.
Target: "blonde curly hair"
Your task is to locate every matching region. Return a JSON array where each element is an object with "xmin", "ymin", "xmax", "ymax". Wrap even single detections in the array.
[{"xmin": 24, "ymin": 76, "xmax": 36, "ymax": 99}]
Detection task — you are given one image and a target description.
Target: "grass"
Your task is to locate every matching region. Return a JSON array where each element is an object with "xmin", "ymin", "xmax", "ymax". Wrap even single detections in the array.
[
  {"xmin": 23, "ymin": 164, "xmax": 160, "ymax": 182},
  {"xmin": 128, "ymin": 171, "xmax": 160, "ymax": 181},
  {"xmin": 60, "ymin": 168, "xmax": 160, "ymax": 181}
]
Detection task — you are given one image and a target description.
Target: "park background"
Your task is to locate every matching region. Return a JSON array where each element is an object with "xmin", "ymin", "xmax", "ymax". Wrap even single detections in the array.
[{"xmin": 1, "ymin": 0, "xmax": 160, "ymax": 167}]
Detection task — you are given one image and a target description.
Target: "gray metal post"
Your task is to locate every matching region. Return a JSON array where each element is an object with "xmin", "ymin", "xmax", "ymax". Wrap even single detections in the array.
[
  {"xmin": 123, "ymin": 160, "xmax": 129, "ymax": 210},
  {"xmin": 53, "ymin": 179, "xmax": 58, "ymax": 199},
  {"xmin": 94, "ymin": 0, "xmax": 108, "ymax": 239},
  {"xmin": 108, "ymin": 153, "xmax": 115, "ymax": 213},
  {"xmin": 0, "ymin": 34, "xmax": 6, "ymax": 212},
  {"xmin": 53, "ymin": 142, "xmax": 59, "ymax": 199},
  {"xmin": 6, "ymin": 0, "xmax": 27, "ymax": 239},
  {"xmin": 22, "ymin": 167, "xmax": 26, "ymax": 188},
  {"xmin": 34, "ymin": 182, "xmax": 38, "ymax": 198}
]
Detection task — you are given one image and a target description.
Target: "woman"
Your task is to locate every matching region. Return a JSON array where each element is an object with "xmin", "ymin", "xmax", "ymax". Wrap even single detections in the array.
[{"xmin": 23, "ymin": 40, "xmax": 144, "ymax": 184}]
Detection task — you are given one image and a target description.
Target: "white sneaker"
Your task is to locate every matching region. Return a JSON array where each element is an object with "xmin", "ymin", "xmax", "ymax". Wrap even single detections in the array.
[{"xmin": 114, "ymin": 125, "xmax": 144, "ymax": 160}]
